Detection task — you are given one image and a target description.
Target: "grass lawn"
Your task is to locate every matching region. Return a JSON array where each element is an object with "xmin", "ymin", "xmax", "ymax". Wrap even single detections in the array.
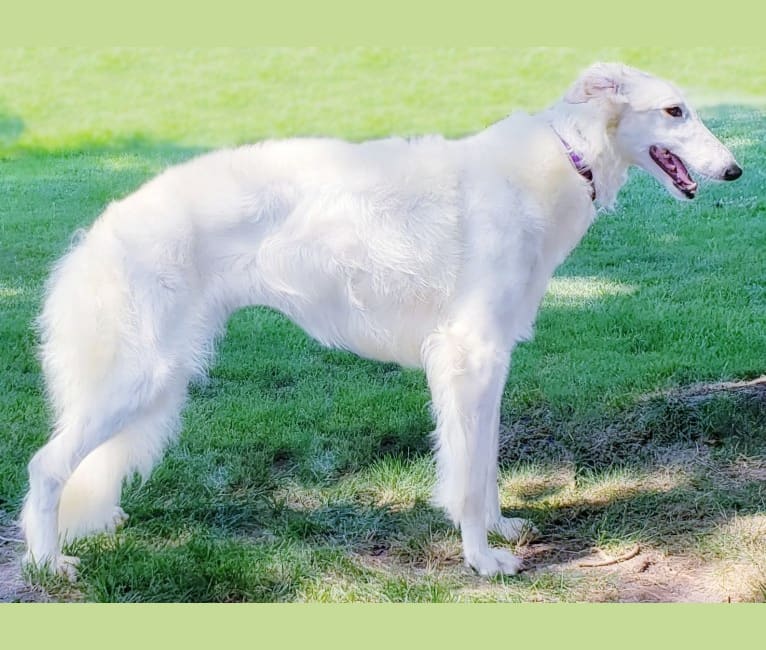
[{"xmin": 1, "ymin": 47, "xmax": 765, "ymax": 602}]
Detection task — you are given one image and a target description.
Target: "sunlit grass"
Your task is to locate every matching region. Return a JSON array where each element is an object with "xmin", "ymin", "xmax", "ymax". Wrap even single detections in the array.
[{"xmin": 544, "ymin": 277, "xmax": 637, "ymax": 306}]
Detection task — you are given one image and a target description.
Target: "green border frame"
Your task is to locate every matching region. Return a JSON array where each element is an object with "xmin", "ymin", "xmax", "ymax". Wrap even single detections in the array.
[
  {"xmin": 2, "ymin": 602, "xmax": 765, "ymax": 647},
  {"xmin": 1, "ymin": 1, "xmax": 764, "ymax": 45}
]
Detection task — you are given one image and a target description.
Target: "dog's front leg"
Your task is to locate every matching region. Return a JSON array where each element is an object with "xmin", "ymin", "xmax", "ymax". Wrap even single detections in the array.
[{"xmin": 423, "ymin": 326, "xmax": 522, "ymax": 576}]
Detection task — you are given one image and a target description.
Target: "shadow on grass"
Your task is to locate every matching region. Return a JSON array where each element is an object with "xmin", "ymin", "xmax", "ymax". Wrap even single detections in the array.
[
  {"xmin": 0, "ymin": 107, "xmax": 23, "ymax": 149},
  {"xmin": 60, "ymin": 382, "xmax": 766, "ymax": 601}
]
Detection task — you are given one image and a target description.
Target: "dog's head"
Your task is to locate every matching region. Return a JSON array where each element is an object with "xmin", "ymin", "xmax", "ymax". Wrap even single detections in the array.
[{"xmin": 566, "ymin": 62, "xmax": 742, "ymax": 200}]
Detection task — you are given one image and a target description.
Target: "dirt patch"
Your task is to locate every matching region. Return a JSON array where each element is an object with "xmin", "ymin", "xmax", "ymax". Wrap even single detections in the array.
[
  {"xmin": 522, "ymin": 542, "xmax": 765, "ymax": 603},
  {"xmin": 721, "ymin": 458, "xmax": 766, "ymax": 485},
  {"xmin": 0, "ymin": 520, "xmax": 52, "ymax": 603},
  {"xmin": 662, "ymin": 375, "xmax": 766, "ymax": 405}
]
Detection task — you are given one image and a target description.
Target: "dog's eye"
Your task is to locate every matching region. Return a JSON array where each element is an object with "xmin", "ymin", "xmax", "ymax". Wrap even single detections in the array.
[{"xmin": 664, "ymin": 106, "xmax": 683, "ymax": 118}]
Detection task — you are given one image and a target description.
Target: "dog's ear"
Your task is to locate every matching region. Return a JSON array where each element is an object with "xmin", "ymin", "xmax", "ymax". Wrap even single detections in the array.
[{"xmin": 565, "ymin": 62, "xmax": 629, "ymax": 104}]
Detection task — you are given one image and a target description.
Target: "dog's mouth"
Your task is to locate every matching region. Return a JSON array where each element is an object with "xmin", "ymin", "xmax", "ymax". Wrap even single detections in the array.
[{"xmin": 649, "ymin": 145, "xmax": 697, "ymax": 199}]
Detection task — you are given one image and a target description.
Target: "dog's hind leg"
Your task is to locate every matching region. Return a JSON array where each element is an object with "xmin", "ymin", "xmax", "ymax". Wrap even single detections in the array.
[
  {"xmin": 20, "ymin": 398, "xmax": 138, "ymax": 578},
  {"xmin": 423, "ymin": 325, "xmax": 522, "ymax": 576},
  {"xmin": 56, "ymin": 382, "xmax": 187, "ymax": 544},
  {"xmin": 21, "ymin": 363, "xmax": 189, "ymax": 578}
]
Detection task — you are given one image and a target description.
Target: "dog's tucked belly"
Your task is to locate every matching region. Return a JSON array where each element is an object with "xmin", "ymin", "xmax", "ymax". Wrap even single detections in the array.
[{"xmin": 251, "ymin": 254, "xmax": 448, "ymax": 368}]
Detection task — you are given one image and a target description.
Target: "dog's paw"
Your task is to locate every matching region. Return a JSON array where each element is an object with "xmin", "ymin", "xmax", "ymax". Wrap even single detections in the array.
[
  {"xmin": 490, "ymin": 517, "xmax": 539, "ymax": 544},
  {"xmin": 111, "ymin": 506, "xmax": 129, "ymax": 530},
  {"xmin": 24, "ymin": 552, "xmax": 81, "ymax": 582},
  {"xmin": 55, "ymin": 555, "xmax": 81, "ymax": 581},
  {"xmin": 465, "ymin": 547, "xmax": 523, "ymax": 577}
]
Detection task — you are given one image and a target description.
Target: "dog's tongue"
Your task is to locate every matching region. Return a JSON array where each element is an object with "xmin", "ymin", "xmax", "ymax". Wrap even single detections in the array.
[
  {"xmin": 650, "ymin": 145, "xmax": 697, "ymax": 193},
  {"xmin": 666, "ymin": 151, "xmax": 694, "ymax": 186}
]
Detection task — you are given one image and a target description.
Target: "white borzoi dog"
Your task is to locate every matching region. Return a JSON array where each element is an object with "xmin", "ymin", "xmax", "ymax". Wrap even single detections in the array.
[{"xmin": 22, "ymin": 62, "xmax": 742, "ymax": 579}]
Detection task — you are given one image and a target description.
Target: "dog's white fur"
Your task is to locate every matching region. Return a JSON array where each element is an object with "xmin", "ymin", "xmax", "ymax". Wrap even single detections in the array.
[{"xmin": 21, "ymin": 63, "xmax": 741, "ymax": 578}]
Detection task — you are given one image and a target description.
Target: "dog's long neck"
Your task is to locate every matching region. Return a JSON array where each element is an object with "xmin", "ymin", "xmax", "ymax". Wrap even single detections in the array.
[{"xmin": 543, "ymin": 99, "xmax": 630, "ymax": 209}]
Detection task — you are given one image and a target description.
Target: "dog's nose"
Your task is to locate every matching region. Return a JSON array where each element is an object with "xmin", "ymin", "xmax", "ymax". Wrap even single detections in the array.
[{"xmin": 723, "ymin": 164, "xmax": 742, "ymax": 181}]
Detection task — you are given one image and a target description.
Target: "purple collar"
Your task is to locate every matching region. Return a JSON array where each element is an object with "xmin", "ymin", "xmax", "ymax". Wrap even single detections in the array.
[{"xmin": 554, "ymin": 131, "xmax": 596, "ymax": 201}]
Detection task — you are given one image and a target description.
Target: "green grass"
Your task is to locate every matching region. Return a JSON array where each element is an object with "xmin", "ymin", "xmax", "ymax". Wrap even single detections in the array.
[{"xmin": 1, "ymin": 47, "xmax": 765, "ymax": 602}]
